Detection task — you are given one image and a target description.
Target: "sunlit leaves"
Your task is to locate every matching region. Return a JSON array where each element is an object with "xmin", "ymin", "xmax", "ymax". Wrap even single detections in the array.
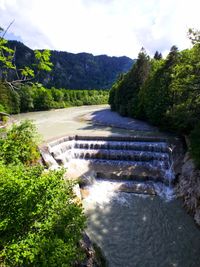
[
  {"xmin": 20, "ymin": 66, "xmax": 35, "ymax": 78},
  {"xmin": 0, "ymin": 37, "xmax": 15, "ymax": 70},
  {"xmin": 0, "ymin": 121, "xmax": 86, "ymax": 266},
  {"xmin": 34, "ymin": 49, "xmax": 53, "ymax": 72},
  {"xmin": 0, "ymin": 120, "xmax": 40, "ymax": 165},
  {"xmin": 0, "ymin": 163, "xmax": 85, "ymax": 266},
  {"xmin": 0, "ymin": 26, "xmax": 53, "ymax": 88}
]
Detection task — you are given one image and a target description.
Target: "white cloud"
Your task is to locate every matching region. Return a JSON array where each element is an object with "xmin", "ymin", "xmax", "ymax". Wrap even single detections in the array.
[{"xmin": 0, "ymin": 0, "xmax": 200, "ymax": 58}]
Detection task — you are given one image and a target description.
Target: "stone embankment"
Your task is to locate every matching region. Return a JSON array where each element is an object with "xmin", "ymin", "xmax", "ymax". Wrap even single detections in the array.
[{"xmin": 177, "ymin": 152, "xmax": 200, "ymax": 226}]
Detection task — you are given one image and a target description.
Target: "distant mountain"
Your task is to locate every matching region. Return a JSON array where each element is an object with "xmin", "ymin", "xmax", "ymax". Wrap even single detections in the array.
[{"xmin": 7, "ymin": 40, "xmax": 135, "ymax": 89}]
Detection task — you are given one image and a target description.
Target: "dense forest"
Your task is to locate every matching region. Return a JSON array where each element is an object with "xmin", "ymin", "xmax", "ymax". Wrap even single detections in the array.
[
  {"xmin": 6, "ymin": 40, "xmax": 134, "ymax": 89},
  {"xmin": 0, "ymin": 83, "xmax": 109, "ymax": 114},
  {"xmin": 109, "ymin": 30, "xmax": 200, "ymax": 167}
]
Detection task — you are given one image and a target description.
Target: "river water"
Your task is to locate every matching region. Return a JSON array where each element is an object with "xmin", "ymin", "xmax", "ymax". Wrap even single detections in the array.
[
  {"xmin": 83, "ymin": 183, "xmax": 200, "ymax": 267},
  {"xmin": 13, "ymin": 105, "xmax": 200, "ymax": 267},
  {"xmin": 12, "ymin": 105, "xmax": 140, "ymax": 141}
]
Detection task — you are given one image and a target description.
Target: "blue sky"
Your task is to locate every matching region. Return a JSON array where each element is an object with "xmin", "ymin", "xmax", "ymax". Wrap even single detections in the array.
[{"xmin": 0, "ymin": 0, "xmax": 200, "ymax": 58}]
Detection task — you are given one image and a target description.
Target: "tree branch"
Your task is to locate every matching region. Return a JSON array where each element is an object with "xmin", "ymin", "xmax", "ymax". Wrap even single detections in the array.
[{"xmin": 1, "ymin": 20, "xmax": 15, "ymax": 39}]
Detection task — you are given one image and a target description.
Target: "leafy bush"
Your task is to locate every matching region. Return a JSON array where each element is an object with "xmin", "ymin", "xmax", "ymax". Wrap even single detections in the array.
[
  {"xmin": 0, "ymin": 163, "xmax": 86, "ymax": 266},
  {"xmin": 0, "ymin": 120, "xmax": 40, "ymax": 165},
  {"xmin": 0, "ymin": 82, "xmax": 20, "ymax": 114},
  {"xmin": 0, "ymin": 104, "xmax": 5, "ymax": 112}
]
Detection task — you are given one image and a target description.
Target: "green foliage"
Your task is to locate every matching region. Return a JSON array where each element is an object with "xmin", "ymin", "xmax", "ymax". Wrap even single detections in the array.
[
  {"xmin": 18, "ymin": 85, "xmax": 34, "ymax": 112},
  {"xmin": 109, "ymin": 48, "xmax": 150, "ymax": 117},
  {"xmin": 0, "ymin": 36, "xmax": 15, "ymax": 73},
  {"xmin": 188, "ymin": 28, "xmax": 200, "ymax": 44},
  {"xmin": 0, "ymin": 82, "xmax": 20, "ymax": 114},
  {"xmin": 109, "ymin": 37, "xmax": 200, "ymax": 166},
  {"xmin": 0, "ymin": 120, "xmax": 86, "ymax": 266},
  {"xmin": 0, "ymin": 30, "xmax": 52, "ymax": 89},
  {"xmin": 0, "ymin": 120, "xmax": 40, "ymax": 165},
  {"xmin": 32, "ymin": 85, "xmax": 54, "ymax": 111},
  {"xmin": 166, "ymin": 45, "xmax": 200, "ymax": 132},
  {"xmin": 20, "ymin": 66, "xmax": 35, "ymax": 78},
  {"xmin": 34, "ymin": 49, "xmax": 53, "ymax": 72},
  {"xmin": 0, "ymin": 82, "xmax": 109, "ymax": 114},
  {"xmin": 0, "ymin": 163, "xmax": 86, "ymax": 266},
  {"xmin": 0, "ymin": 103, "xmax": 5, "ymax": 112}
]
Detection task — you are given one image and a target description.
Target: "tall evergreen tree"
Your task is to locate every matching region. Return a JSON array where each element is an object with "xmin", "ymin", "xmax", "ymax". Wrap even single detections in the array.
[
  {"xmin": 109, "ymin": 48, "xmax": 150, "ymax": 117},
  {"xmin": 154, "ymin": 51, "xmax": 162, "ymax": 60}
]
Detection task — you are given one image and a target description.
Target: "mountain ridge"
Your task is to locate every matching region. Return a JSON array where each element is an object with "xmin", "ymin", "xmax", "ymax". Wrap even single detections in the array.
[{"xmin": 7, "ymin": 40, "xmax": 135, "ymax": 89}]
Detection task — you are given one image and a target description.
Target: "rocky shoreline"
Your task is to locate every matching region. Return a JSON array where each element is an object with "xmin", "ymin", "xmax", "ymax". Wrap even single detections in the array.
[{"xmin": 177, "ymin": 152, "xmax": 200, "ymax": 226}]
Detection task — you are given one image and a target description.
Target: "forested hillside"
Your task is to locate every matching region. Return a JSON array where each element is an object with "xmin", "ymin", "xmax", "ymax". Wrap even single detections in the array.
[
  {"xmin": 6, "ymin": 41, "xmax": 134, "ymax": 89},
  {"xmin": 109, "ymin": 31, "xmax": 200, "ymax": 167}
]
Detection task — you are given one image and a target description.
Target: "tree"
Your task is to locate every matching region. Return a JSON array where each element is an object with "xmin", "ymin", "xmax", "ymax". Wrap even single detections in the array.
[
  {"xmin": 0, "ymin": 120, "xmax": 40, "ymax": 165},
  {"xmin": 154, "ymin": 51, "xmax": 162, "ymax": 60},
  {"xmin": 109, "ymin": 47, "xmax": 150, "ymax": 117},
  {"xmin": 0, "ymin": 82, "xmax": 20, "ymax": 113},
  {"xmin": 0, "ymin": 164, "xmax": 86, "ymax": 266},
  {"xmin": 188, "ymin": 28, "xmax": 200, "ymax": 44},
  {"xmin": 166, "ymin": 45, "xmax": 200, "ymax": 132},
  {"xmin": 33, "ymin": 85, "xmax": 53, "ymax": 110},
  {"xmin": 18, "ymin": 85, "xmax": 34, "ymax": 112}
]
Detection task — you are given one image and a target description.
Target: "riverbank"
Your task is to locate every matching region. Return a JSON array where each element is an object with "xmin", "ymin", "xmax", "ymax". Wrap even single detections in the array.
[{"xmin": 176, "ymin": 152, "xmax": 200, "ymax": 226}]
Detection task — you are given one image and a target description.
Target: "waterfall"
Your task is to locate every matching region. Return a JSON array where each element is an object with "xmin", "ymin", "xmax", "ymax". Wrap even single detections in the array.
[{"xmin": 42, "ymin": 135, "xmax": 176, "ymax": 200}]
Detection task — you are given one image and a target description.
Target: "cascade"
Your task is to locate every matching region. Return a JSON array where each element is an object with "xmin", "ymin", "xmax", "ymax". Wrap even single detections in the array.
[{"xmin": 41, "ymin": 135, "xmax": 175, "ymax": 199}]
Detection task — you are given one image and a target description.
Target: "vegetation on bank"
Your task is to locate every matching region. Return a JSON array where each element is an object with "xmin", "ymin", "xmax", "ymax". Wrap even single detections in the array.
[
  {"xmin": 0, "ymin": 121, "xmax": 86, "ymax": 266},
  {"xmin": 0, "ymin": 83, "xmax": 109, "ymax": 114},
  {"xmin": 109, "ymin": 30, "xmax": 200, "ymax": 167}
]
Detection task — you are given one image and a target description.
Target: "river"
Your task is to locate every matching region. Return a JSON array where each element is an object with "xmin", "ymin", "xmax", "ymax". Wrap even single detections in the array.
[{"xmin": 13, "ymin": 105, "xmax": 200, "ymax": 267}]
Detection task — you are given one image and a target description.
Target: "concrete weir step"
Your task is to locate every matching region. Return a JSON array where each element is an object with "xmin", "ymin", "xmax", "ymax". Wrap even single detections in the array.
[
  {"xmin": 41, "ymin": 135, "xmax": 175, "ymax": 186},
  {"xmin": 70, "ymin": 148, "xmax": 169, "ymax": 162},
  {"xmin": 74, "ymin": 140, "xmax": 169, "ymax": 153}
]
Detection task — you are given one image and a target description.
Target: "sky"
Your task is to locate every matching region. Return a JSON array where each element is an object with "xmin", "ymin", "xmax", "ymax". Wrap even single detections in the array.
[{"xmin": 0, "ymin": 0, "xmax": 200, "ymax": 58}]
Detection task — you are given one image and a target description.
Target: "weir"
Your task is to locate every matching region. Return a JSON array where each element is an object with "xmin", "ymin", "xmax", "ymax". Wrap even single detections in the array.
[{"xmin": 41, "ymin": 135, "xmax": 176, "ymax": 198}]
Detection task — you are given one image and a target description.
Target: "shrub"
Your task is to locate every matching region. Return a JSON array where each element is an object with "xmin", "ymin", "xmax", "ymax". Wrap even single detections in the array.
[
  {"xmin": 0, "ymin": 120, "xmax": 40, "ymax": 165},
  {"xmin": 0, "ymin": 104, "xmax": 5, "ymax": 112},
  {"xmin": 0, "ymin": 164, "xmax": 86, "ymax": 266}
]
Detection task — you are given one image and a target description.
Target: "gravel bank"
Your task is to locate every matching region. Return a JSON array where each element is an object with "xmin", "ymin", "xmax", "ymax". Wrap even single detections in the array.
[{"xmin": 85, "ymin": 107, "xmax": 157, "ymax": 132}]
